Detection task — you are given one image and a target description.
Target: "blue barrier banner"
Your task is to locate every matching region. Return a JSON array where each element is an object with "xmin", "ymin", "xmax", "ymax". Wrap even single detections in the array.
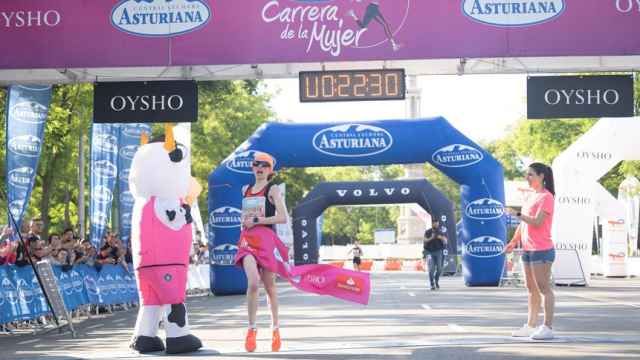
[
  {"xmin": 5, "ymin": 85, "xmax": 52, "ymax": 228},
  {"xmin": 0, "ymin": 264, "xmax": 138, "ymax": 324},
  {"xmin": 89, "ymin": 124, "xmax": 120, "ymax": 248},
  {"xmin": 117, "ymin": 124, "xmax": 151, "ymax": 247}
]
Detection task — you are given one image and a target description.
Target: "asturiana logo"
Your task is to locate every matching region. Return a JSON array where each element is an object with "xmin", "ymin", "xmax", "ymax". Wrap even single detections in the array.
[
  {"xmin": 84, "ymin": 277, "xmax": 99, "ymax": 296},
  {"xmin": 462, "ymin": 0, "xmax": 565, "ymax": 27},
  {"xmin": 94, "ymin": 134, "xmax": 118, "ymax": 154},
  {"xmin": 92, "ymin": 211, "xmax": 109, "ymax": 228},
  {"xmin": 112, "ymin": 0, "xmax": 212, "ymax": 37},
  {"xmin": 93, "ymin": 160, "xmax": 117, "ymax": 178},
  {"xmin": 119, "ymin": 168, "xmax": 131, "ymax": 183},
  {"xmin": 92, "ymin": 185, "xmax": 114, "ymax": 204},
  {"xmin": 432, "ymin": 144, "xmax": 484, "ymax": 168},
  {"xmin": 209, "ymin": 207, "xmax": 242, "ymax": 228},
  {"xmin": 122, "ymin": 124, "xmax": 151, "ymax": 138},
  {"xmin": 465, "ymin": 236, "xmax": 504, "ymax": 258},
  {"xmin": 16, "ymin": 279, "xmax": 35, "ymax": 304},
  {"xmin": 465, "ymin": 198, "xmax": 505, "ymax": 220},
  {"xmin": 10, "ymin": 101, "xmax": 48, "ymax": 124},
  {"xmin": 119, "ymin": 145, "xmax": 139, "ymax": 160},
  {"xmin": 120, "ymin": 191, "xmax": 135, "ymax": 207},
  {"xmin": 121, "ymin": 213, "xmax": 132, "ymax": 227},
  {"xmin": 58, "ymin": 272, "xmax": 74, "ymax": 296},
  {"xmin": 2, "ymin": 278, "xmax": 17, "ymax": 304},
  {"xmin": 312, "ymin": 124, "xmax": 393, "ymax": 157},
  {"xmin": 212, "ymin": 243, "xmax": 238, "ymax": 266},
  {"xmin": 8, "ymin": 167, "xmax": 35, "ymax": 188},
  {"xmin": 71, "ymin": 271, "xmax": 84, "ymax": 293},
  {"xmin": 8, "ymin": 135, "xmax": 42, "ymax": 157},
  {"xmin": 224, "ymin": 151, "xmax": 258, "ymax": 174},
  {"xmin": 9, "ymin": 200, "xmax": 24, "ymax": 219}
]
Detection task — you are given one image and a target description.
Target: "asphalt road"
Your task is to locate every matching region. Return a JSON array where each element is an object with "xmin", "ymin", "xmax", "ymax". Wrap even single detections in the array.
[{"xmin": 2, "ymin": 272, "xmax": 639, "ymax": 360}]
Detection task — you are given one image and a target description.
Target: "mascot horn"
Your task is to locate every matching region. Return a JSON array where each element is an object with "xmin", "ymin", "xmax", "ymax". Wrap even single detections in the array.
[{"xmin": 128, "ymin": 124, "xmax": 203, "ymax": 354}]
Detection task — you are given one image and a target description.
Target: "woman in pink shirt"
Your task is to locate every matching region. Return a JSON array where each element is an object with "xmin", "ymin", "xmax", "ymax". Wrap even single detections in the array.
[{"xmin": 506, "ymin": 163, "xmax": 556, "ymax": 340}]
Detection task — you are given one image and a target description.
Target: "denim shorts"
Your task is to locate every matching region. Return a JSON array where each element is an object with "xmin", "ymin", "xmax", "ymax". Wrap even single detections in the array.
[{"xmin": 521, "ymin": 248, "xmax": 555, "ymax": 265}]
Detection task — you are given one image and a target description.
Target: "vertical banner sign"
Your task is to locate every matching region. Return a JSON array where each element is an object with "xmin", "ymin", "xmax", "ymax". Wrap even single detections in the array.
[
  {"xmin": 89, "ymin": 124, "xmax": 120, "ymax": 248},
  {"xmin": 117, "ymin": 124, "xmax": 151, "ymax": 247},
  {"xmin": 5, "ymin": 85, "xmax": 52, "ymax": 228}
]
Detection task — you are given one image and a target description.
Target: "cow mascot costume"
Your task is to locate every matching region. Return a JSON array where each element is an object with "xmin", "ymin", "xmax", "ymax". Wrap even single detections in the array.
[{"xmin": 128, "ymin": 125, "xmax": 203, "ymax": 354}]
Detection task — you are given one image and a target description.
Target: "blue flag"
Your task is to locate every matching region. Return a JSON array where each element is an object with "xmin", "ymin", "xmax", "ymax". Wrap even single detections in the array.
[
  {"xmin": 89, "ymin": 124, "xmax": 120, "ymax": 248},
  {"xmin": 5, "ymin": 85, "xmax": 52, "ymax": 228},
  {"xmin": 117, "ymin": 124, "xmax": 151, "ymax": 247}
]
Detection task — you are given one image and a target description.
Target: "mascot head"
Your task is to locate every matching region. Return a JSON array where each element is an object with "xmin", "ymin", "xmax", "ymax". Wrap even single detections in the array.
[{"xmin": 129, "ymin": 124, "xmax": 190, "ymax": 200}]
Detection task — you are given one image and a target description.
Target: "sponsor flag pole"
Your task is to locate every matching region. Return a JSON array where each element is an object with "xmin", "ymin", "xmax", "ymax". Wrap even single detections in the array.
[
  {"xmin": 89, "ymin": 123, "xmax": 120, "ymax": 248},
  {"xmin": 5, "ymin": 85, "xmax": 52, "ymax": 227}
]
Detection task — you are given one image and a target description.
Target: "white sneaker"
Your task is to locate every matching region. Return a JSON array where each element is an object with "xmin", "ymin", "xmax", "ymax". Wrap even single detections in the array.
[
  {"xmin": 511, "ymin": 324, "xmax": 536, "ymax": 337},
  {"xmin": 530, "ymin": 325, "xmax": 554, "ymax": 340}
]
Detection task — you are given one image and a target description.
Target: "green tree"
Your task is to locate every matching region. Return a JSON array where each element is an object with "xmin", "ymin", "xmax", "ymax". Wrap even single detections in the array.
[
  {"xmin": 483, "ymin": 137, "xmax": 523, "ymax": 180},
  {"xmin": 510, "ymin": 118, "xmax": 597, "ymax": 164},
  {"xmin": 191, "ymin": 81, "xmax": 268, "ymax": 222},
  {"xmin": 423, "ymin": 163, "xmax": 461, "ymax": 219}
]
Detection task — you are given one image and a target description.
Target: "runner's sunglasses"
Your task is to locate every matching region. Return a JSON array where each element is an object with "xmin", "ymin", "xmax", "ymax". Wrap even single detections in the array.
[{"xmin": 252, "ymin": 160, "xmax": 271, "ymax": 168}]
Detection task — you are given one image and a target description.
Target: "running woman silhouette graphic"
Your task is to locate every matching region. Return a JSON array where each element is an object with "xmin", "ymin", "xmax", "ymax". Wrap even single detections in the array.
[{"xmin": 348, "ymin": 0, "xmax": 401, "ymax": 51}]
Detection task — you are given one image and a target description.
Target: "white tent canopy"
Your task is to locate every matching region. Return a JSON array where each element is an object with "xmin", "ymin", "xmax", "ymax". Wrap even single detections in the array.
[{"xmin": 552, "ymin": 117, "xmax": 640, "ymax": 282}]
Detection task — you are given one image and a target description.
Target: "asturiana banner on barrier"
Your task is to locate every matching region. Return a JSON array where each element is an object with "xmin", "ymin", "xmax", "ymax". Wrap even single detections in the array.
[
  {"xmin": 89, "ymin": 124, "xmax": 120, "ymax": 248},
  {"xmin": 0, "ymin": 1, "xmax": 639, "ymax": 69},
  {"xmin": 117, "ymin": 124, "xmax": 152, "ymax": 247},
  {"xmin": 5, "ymin": 85, "xmax": 52, "ymax": 228},
  {"xmin": 0, "ymin": 264, "xmax": 138, "ymax": 325}
]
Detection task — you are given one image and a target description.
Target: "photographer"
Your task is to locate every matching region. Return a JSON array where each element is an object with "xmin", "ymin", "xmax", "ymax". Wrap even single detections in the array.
[{"xmin": 423, "ymin": 218, "xmax": 447, "ymax": 291}]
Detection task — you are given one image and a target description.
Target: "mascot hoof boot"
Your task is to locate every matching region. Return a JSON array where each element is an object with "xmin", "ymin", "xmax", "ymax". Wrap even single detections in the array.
[
  {"xmin": 130, "ymin": 336, "xmax": 165, "ymax": 353},
  {"xmin": 166, "ymin": 334, "xmax": 203, "ymax": 354}
]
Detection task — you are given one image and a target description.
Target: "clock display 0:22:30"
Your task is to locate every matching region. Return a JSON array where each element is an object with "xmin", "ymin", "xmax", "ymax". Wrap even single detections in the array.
[{"xmin": 299, "ymin": 69, "xmax": 406, "ymax": 102}]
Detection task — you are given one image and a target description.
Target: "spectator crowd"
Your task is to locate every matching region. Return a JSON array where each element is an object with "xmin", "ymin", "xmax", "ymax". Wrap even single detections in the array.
[{"xmin": 0, "ymin": 217, "xmax": 132, "ymax": 272}]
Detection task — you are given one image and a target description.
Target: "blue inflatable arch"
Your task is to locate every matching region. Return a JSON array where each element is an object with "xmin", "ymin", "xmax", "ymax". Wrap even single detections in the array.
[{"xmin": 208, "ymin": 117, "xmax": 506, "ymax": 295}]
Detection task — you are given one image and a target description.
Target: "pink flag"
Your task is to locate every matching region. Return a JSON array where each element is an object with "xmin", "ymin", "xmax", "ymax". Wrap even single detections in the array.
[{"xmin": 235, "ymin": 226, "xmax": 371, "ymax": 305}]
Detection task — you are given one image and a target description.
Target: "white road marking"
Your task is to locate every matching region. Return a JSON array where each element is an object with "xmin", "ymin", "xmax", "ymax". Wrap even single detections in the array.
[
  {"xmin": 421, "ymin": 304, "xmax": 431, "ymax": 310},
  {"xmin": 17, "ymin": 339, "xmax": 39, "ymax": 345},
  {"xmin": 559, "ymin": 290, "xmax": 640, "ymax": 309}
]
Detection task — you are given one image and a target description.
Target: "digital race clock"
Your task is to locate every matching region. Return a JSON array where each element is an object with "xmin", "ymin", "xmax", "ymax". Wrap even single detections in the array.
[{"xmin": 299, "ymin": 69, "xmax": 406, "ymax": 103}]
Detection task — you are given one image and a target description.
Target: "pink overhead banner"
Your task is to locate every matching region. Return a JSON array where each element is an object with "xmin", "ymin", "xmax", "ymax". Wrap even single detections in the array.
[{"xmin": 1, "ymin": 0, "xmax": 639, "ymax": 69}]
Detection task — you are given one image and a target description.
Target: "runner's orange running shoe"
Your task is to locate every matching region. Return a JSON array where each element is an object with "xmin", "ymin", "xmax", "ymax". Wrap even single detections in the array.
[
  {"xmin": 271, "ymin": 329, "xmax": 281, "ymax": 352},
  {"xmin": 245, "ymin": 328, "xmax": 257, "ymax": 352}
]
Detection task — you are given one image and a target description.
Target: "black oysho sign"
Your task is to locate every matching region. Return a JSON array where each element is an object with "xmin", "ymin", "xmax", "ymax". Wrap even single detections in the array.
[
  {"xmin": 527, "ymin": 75, "xmax": 634, "ymax": 119},
  {"xmin": 94, "ymin": 81, "xmax": 197, "ymax": 123}
]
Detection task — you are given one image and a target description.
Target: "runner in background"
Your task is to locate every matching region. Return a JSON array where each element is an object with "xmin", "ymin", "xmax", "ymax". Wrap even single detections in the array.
[{"xmin": 347, "ymin": 240, "xmax": 363, "ymax": 271}]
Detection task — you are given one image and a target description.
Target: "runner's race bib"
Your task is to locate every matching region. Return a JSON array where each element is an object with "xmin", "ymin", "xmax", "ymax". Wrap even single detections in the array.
[{"xmin": 242, "ymin": 196, "xmax": 266, "ymax": 221}]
